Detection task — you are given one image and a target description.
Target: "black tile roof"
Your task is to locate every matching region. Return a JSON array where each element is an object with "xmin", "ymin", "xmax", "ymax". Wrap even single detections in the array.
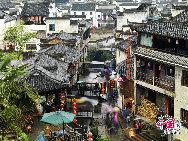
[
  {"xmin": 171, "ymin": 9, "xmax": 188, "ymax": 23},
  {"xmin": 21, "ymin": 2, "xmax": 50, "ymax": 16},
  {"xmin": 96, "ymin": 9, "xmax": 113, "ymax": 15},
  {"xmin": 0, "ymin": 11, "xmax": 16, "ymax": 23},
  {"xmin": 72, "ymin": 3, "xmax": 95, "ymax": 11},
  {"xmin": 119, "ymin": 3, "xmax": 139, "ymax": 6},
  {"xmin": 0, "ymin": 3, "xmax": 15, "ymax": 9},
  {"xmin": 130, "ymin": 21, "xmax": 188, "ymax": 40},
  {"xmin": 116, "ymin": 0, "xmax": 133, "ymax": 2},
  {"xmin": 134, "ymin": 47, "xmax": 188, "ymax": 68}
]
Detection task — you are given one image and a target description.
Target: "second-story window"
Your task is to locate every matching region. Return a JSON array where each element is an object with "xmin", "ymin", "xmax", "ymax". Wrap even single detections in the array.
[
  {"xmin": 140, "ymin": 33, "xmax": 152, "ymax": 47},
  {"xmin": 82, "ymin": 12, "xmax": 85, "ymax": 15},
  {"xmin": 182, "ymin": 70, "xmax": 188, "ymax": 87},
  {"xmin": 49, "ymin": 24, "xmax": 55, "ymax": 31},
  {"xmin": 74, "ymin": 12, "xmax": 76, "ymax": 15},
  {"xmin": 98, "ymin": 15, "xmax": 100, "ymax": 18},
  {"xmin": 166, "ymin": 66, "xmax": 175, "ymax": 77},
  {"xmin": 90, "ymin": 12, "xmax": 92, "ymax": 15},
  {"xmin": 181, "ymin": 108, "xmax": 188, "ymax": 128}
]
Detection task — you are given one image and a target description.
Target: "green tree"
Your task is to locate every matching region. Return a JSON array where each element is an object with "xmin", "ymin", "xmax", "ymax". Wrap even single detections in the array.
[
  {"xmin": 4, "ymin": 21, "xmax": 37, "ymax": 60},
  {"xmin": 0, "ymin": 55, "xmax": 38, "ymax": 140}
]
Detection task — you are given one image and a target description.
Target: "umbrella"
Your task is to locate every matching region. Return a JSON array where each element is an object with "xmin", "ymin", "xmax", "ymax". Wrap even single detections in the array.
[
  {"xmin": 134, "ymin": 118, "xmax": 142, "ymax": 121},
  {"xmin": 76, "ymin": 81, "xmax": 84, "ymax": 84},
  {"xmin": 80, "ymin": 97, "xmax": 98, "ymax": 106},
  {"xmin": 115, "ymin": 77, "xmax": 124, "ymax": 82},
  {"xmin": 114, "ymin": 107, "xmax": 120, "ymax": 112},
  {"xmin": 40, "ymin": 111, "xmax": 76, "ymax": 125}
]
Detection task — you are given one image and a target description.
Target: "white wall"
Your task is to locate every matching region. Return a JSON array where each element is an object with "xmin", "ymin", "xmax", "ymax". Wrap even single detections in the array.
[
  {"xmin": 46, "ymin": 19, "xmax": 78, "ymax": 34},
  {"xmin": 174, "ymin": 66, "xmax": 188, "ymax": 141},
  {"xmin": 71, "ymin": 11, "xmax": 97, "ymax": 27},
  {"xmin": 119, "ymin": 5, "xmax": 139, "ymax": 12},
  {"xmin": 117, "ymin": 11, "xmax": 148, "ymax": 30}
]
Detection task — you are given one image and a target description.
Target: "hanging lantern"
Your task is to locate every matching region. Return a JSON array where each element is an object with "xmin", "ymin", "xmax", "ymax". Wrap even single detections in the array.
[
  {"xmin": 148, "ymin": 62, "xmax": 151, "ymax": 67},
  {"xmin": 60, "ymin": 97, "xmax": 64, "ymax": 100},
  {"xmin": 145, "ymin": 34, "xmax": 148, "ymax": 38},
  {"xmin": 88, "ymin": 132, "xmax": 93, "ymax": 138},
  {"xmin": 73, "ymin": 98, "xmax": 77, "ymax": 103},
  {"xmin": 128, "ymin": 43, "xmax": 130, "ymax": 47},
  {"xmin": 127, "ymin": 59, "xmax": 130, "ymax": 64},
  {"xmin": 74, "ymin": 119, "xmax": 77, "ymax": 122},
  {"xmin": 61, "ymin": 108, "xmax": 64, "ymax": 111},
  {"xmin": 73, "ymin": 110, "xmax": 77, "ymax": 114},
  {"xmin": 127, "ymin": 76, "xmax": 130, "ymax": 80},
  {"xmin": 73, "ymin": 106, "xmax": 77, "ymax": 111},
  {"xmin": 168, "ymin": 38, "xmax": 171, "ymax": 43},
  {"xmin": 176, "ymin": 39, "xmax": 179, "ymax": 45},
  {"xmin": 60, "ymin": 92, "xmax": 64, "ymax": 96},
  {"xmin": 127, "ymin": 65, "xmax": 130, "ymax": 69},
  {"xmin": 73, "ymin": 102, "xmax": 77, "ymax": 106},
  {"xmin": 131, "ymin": 30, "xmax": 133, "ymax": 35},
  {"xmin": 61, "ymin": 104, "xmax": 64, "ymax": 108},
  {"xmin": 88, "ymin": 138, "xmax": 93, "ymax": 141},
  {"xmin": 127, "ymin": 70, "xmax": 130, "ymax": 75},
  {"xmin": 127, "ymin": 48, "xmax": 130, "ymax": 52},
  {"xmin": 151, "ymin": 35, "xmax": 154, "ymax": 39},
  {"xmin": 159, "ymin": 65, "xmax": 161, "ymax": 71},
  {"xmin": 128, "ymin": 37, "xmax": 130, "ymax": 41},
  {"xmin": 20, "ymin": 16, "xmax": 22, "ymax": 21},
  {"xmin": 127, "ymin": 54, "xmax": 130, "ymax": 58}
]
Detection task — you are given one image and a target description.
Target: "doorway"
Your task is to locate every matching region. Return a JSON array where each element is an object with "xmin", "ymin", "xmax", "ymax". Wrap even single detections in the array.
[{"xmin": 148, "ymin": 89, "xmax": 156, "ymax": 104}]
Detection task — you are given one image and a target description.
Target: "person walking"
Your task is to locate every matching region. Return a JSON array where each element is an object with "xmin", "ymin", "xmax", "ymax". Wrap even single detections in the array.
[
  {"xmin": 114, "ymin": 112, "xmax": 119, "ymax": 133},
  {"xmin": 138, "ymin": 120, "xmax": 142, "ymax": 134},
  {"xmin": 135, "ymin": 121, "xmax": 139, "ymax": 134}
]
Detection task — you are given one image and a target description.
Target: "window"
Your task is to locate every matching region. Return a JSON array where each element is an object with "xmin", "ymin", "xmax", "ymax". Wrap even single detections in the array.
[
  {"xmin": 182, "ymin": 70, "xmax": 188, "ymax": 86},
  {"xmin": 82, "ymin": 12, "xmax": 85, "ymax": 15},
  {"xmin": 140, "ymin": 33, "xmax": 152, "ymax": 47},
  {"xmin": 90, "ymin": 12, "xmax": 92, "ymax": 15},
  {"xmin": 49, "ymin": 24, "xmax": 55, "ymax": 31},
  {"xmin": 181, "ymin": 108, "xmax": 188, "ymax": 128},
  {"xmin": 119, "ymin": 51, "xmax": 120, "ymax": 57},
  {"xmin": 166, "ymin": 66, "xmax": 175, "ymax": 77},
  {"xmin": 98, "ymin": 15, "xmax": 100, "ymax": 18},
  {"xmin": 74, "ymin": 12, "xmax": 76, "ymax": 15}
]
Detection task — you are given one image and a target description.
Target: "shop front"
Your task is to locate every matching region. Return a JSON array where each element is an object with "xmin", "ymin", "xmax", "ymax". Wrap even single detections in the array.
[{"xmin": 136, "ymin": 85, "xmax": 174, "ymax": 122}]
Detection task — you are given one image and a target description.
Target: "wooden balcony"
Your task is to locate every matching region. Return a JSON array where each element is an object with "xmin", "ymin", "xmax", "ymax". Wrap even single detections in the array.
[{"xmin": 136, "ymin": 71, "xmax": 175, "ymax": 92}]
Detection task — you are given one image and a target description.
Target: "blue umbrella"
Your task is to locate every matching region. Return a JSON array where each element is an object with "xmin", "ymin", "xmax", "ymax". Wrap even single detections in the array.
[{"xmin": 76, "ymin": 81, "xmax": 84, "ymax": 84}]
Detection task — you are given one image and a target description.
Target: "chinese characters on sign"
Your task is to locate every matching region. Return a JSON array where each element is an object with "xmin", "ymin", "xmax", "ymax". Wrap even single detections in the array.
[{"xmin": 156, "ymin": 115, "xmax": 181, "ymax": 135}]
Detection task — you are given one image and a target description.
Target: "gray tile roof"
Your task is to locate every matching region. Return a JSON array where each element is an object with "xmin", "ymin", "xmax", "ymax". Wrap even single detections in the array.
[
  {"xmin": 119, "ymin": 3, "xmax": 139, "ymax": 6},
  {"xmin": 56, "ymin": 4, "xmax": 70, "ymax": 10},
  {"xmin": 72, "ymin": 3, "xmax": 95, "ymax": 11},
  {"xmin": 0, "ymin": 2, "xmax": 15, "ymax": 9},
  {"xmin": 96, "ymin": 9, "xmax": 113, "ymax": 15},
  {"xmin": 171, "ymin": 9, "xmax": 188, "ymax": 23},
  {"xmin": 21, "ymin": 2, "xmax": 50, "ymax": 16},
  {"xmin": 78, "ymin": 19, "xmax": 92, "ymax": 28},
  {"xmin": 131, "ymin": 21, "xmax": 188, "ymax": 40},
  {"xmin": 116, "ymin": 0, "xmax": 133, "ymax": 2},
  {"xmin": 0, "ymin": 11, "xmax": 16, "ymax": 23},
  {"xmin": 134, "ymin": 47, "xmax": 188, "ymax": 68}
]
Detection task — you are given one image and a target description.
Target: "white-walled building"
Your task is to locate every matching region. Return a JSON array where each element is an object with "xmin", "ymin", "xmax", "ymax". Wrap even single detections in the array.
[{"xmin": 70, "ymin": 3, "xmax": 97, "ymax": 27}]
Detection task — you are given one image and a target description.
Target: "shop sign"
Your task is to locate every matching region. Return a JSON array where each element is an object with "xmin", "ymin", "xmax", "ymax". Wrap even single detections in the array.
[{"xmin": 156, "ymin": 115, "xmax": 181, "ymax": 135}]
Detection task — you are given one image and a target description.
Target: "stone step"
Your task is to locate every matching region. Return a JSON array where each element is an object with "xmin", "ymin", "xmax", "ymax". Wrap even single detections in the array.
[{"xmin": 139, "ymin": 132, "xmax": 157, "ymax": 141}]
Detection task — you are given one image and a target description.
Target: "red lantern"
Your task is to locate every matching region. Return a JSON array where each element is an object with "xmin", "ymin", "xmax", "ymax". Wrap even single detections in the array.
[
  {"xmin": 127, "ymin": 48, "xmax": 130, "ymax": 52},
  {"xmin": 60, "ymin": 93, "xmax": 64, "ymax": 96},
  {"xmin": 61, "ymin": 108, "xmax": 64, "ymax": 111},
  {"xmin": 145, "ymin": 34, "xmax": 148, "ymax": 38},
  {"xmin": 151, "ymin": 35, "xmax": 154, "ymax": 39},
  {"xmin": 88, "ymin": 138, "xmax": 93, "ymax": 141},
  {"xmin": 61, "ymin": 104, "xmax": 64, "ymax": 108},
  {"xmin": 88, "ymin": 132, "xmax": 93, "ymax": 138},
  {"xmin": 74, "ymin": 119, "xmax": 77, "ymax": 122},
  {"xmin": 127, "ymin": 54, "xmax": 130, "ymax": 58},
  {"xmin": 127, "ymin": 70, "xmax": 130, "ymax": 75},
  {"xmin": 73, "ymin": 106, "xmax": 77, "ymax": 110},
  {"xmin": 60, "ymin": 97, "xmax": 64, "ymax": 100},
  {"xmin": 73, "ymin": 102, "xmax": 77, "ymax": 106},
  {"xmin": 128, "ymin": 43, "xmax": 130, "ymax": 47},
  {"xmin": 127, "ymin": 65, "xmax": 130, "ymax": 69},
  {"xmin": 128, "ymin": 37, "xmax": 130, "ymax": 41},
  {"xmin": 20, "ymin": 16, "xmax": 22, "ymax": 20},
  {"xmin": 127, "ymin": 59, "xmax": 130, "ymax": 64},
  {"xmin": 73, "ymin": 110, "xmax": 77, "ymax": 114},
  {"xmin": 73, "ymin": 98, "xmax": 77, "ymax": 102},
  {"xmin": 127, "ymin": 76, "xmax": 130, "ymax": 80},
  {"xmin": 131, "ymin": 30, "xmax": 133, "ymax": 35}
]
